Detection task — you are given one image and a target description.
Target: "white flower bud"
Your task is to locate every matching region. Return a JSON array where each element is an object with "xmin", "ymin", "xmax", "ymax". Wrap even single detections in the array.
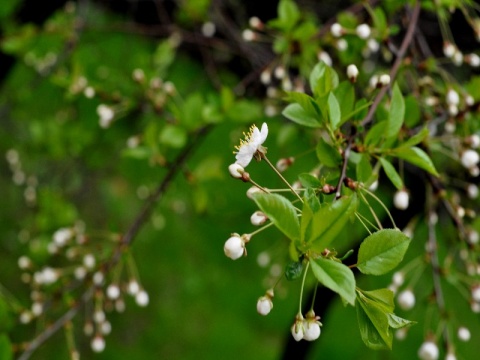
[
  {"xmin": 83, "ymin": 321, "xmax": 94, "ymax": 336},
  {"xmin": 224, "ymin": 235, "xmax": 245, "ymax": 260},
  {"xmin": 251, "ymin": 211, "xmax": 268, "ymax": 226},
  {"xmin": 93, "ymin": 310, "xmax": 105, "ymax": 323},
  {"xmin": 446, "ymin": 89, "xmax": 460, "ymax": 105},
  {"xmin": 97, "ymin": 104, "xmax": 115, "ymax": 129},
  {"xmin": 330, "ymin": 23, "xmax": 343, "ymax": 37},
  {"xmin": 369, "ymin": 75, "xmax": 379, "ymax": 88},
  {"xmin": 392, "ymin": 272, "xmax": 404, "ymax": 286},
  {"xmin": 260, "ymin": 69, "xmax": 271, "ymax": 85},
  {"xmin": 418, "ymin": 341, "xmax": 439, "ymax": 360},
  {"xmin": 228, "ymin": 163, "xmax": 244, "ymax": 179},
  {"xmin": 53, "ymin": 227, "xmax": 73, "ymax": 247},
  {"xmin": 135, "ymin": 290, "xmax": 149, "ymax": 307},
  {"xmin": 445, "ymin": 352, "xmax": 457, "ymax": 360},
  {"xmin": 461, "ymin": 149, "xmax": 480, "ymax": 169},
  {"xmin": 457, "ymin": 326, "xmax": 471, "ymax": 341},
  {"xmin": 303, "ymin": 320, "xmax": 321, "ymax": 341},
  {"xmin": 394, "ymin": 190, "xmax": 409, "ymax": 210},
  {"xmin": 336, "ymin": 39, "xmax": 348, "ymax": 51},
  {"xmin": 471, "ymin": 285, "xmax": 480, "ymax": 302},
  {"xmin": 74, "ymin": 266, "xmax": 87, "ymax": 280},
  {"xmin": 467, "ymin": 134, "xmax": 480, "ymax": 149},
  {"xmin": 318, "ymin": 51, "xmax": 332, "ymax": 66},
  {"xmin": 291, "ymin": 317, "xmax": 304, "ymax": 341},
  {"xmin": 31, "ymin": 302, "xmax": 43, "ymax": 316},
  {"xmin": 466, "ymin": 95, "xmax": 475, "ymax": 106},
  {"xmin": 274, "ymin": 66, "xmax": 286, "ymax": 79},
  {"xmin": 242, "ymin": 29, "xmax": 256, "ymax": 42},
  {"xmin": 246, "ymin": 186, "xmax": 262, "ymax": 199},
  {"xmin": 367, "ymin": 38, "xmax": 380, "ymax": 52},
  {"xmin": 468, "ymin": 53, "xmax": 480, "ymax": 67},
  {"xmin": 276, "ymin": 157, "xmax": 294, "ymax": 172},
  {"xmin": 41, "ymin": 267, "xmax": 58, "ymax": 285},
  {"xmin": 397, "ymin": 289, "xmax": 415, "ymax": 310},
  {"xmin": 395, "ymin": 328, "xmax": 407, "ymax": 340},
  {"xmin": 467, "ymin": 184, "xmax": 479, "ymax": 199},
  {"xmin": 132, "ymin": 68, "xmax": 145, "ymax": 82},
  {"xmin": 91, "ymin": 335, "xmax": 106, "ymax": 353},
  {"xmin": 469, "ymin": 165, "xmax": 480, "ymax": 177},
  {"xmin": 128, "ymin": 280, "xmax": 140, "ymax": 295},
  {"xmin": 356, "ymin": 24, "xmax": 371, "ymax": 39},
  {"xmin": 249, "ymin": 17, "xmax": 263, "ymax": 30},
  {"xmin": 20, "ymin": 311, "xmax": 33, "ymax": 324},
  {"xmin": 84, "ymin": 86, "xmax": 95, "ymax": 98},
  {"xmin": 93, "ymin": 271, "xmax": 104, "ymax": 286},
  {"xmin": 443, "ymin": 42, "xmax": 455, "ymax": 58},
  {"xmin": 379, "ymin": 74, "xmax": 390, "ymax": 86},
  {"xmin": 101, "ymin": 320, "xmax": 112, "ymax": 335},
  {"xmin": 453, "ymin": 50, "xmax": 463, "ymax": 66},
  {"xmin": 347, "ymin": 64, "xmax": 359, "ymax": 81},
  {"xmin": 115, "ymin": 299, "xmax": 126, "ymax": 313},
  {"xmin": 201, "ymin": 22, "xmax": 216, "ymax": 37},
  {"xmin": 106, "ymin": 284, "xmax": 121, "ymax": 300},
  {"xmin": 18, "ymin": 256, "xmax": 32, "ymax": 270},
  {"xmin": 83, "ymin": 254, "xmax": 96, "ymax": 269},
  {"xmin": 256, "ymin": 291, "xmax": 273, "ymax": 316}
]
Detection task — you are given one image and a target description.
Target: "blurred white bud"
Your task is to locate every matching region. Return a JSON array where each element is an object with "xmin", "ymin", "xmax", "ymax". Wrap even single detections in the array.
[
  {"xmin": 84, "ymin": 86, "xmax": 95, "ymax": 98},
  {"xmin": 96, "ymin": 104, "xmax": 115, "ymax": 129},
  {"xmin": 74, "ymin": 266, "xmax": 87, "ymax": 280},
  {"xmin": 53, "ymin": 227, "xmax": 73, "ymax": 247},
  {"xmin": 392, "ymin": 272, "xmax": 404, "ymax": 286},
  {"xmin": 101, "ymin": 320, "xmax": 112, "ymax": 335},
  {"xmin": 397, "ymin": 289, "xmax": 415, "ymax": 310},
  {"xmin": 260, "ymin": 69, "xmax": 271, "ymax": 85},
  {"xmin": 418, "ymin": 341, "xmax": 439, "ymax": 360},
  {"xmin": 443, "ymin": 42, "xmax": 455, "ymax": 58},
  {"xmin": 93, "ymin": 271, "xmax": 104, "ymax": 286},
  {"xmin": 379, "ymin": 74, "xmax": 390, "ymax": 86},
  {"xmin": 201, "ymin": 22, "xmax": 216, "ymax": 37},
  {"xmin": 466, "ymin": 95, "xmax": 475, "ymax": 106},
  {"xmin": 18, "ymin": 256, "xmax": 32, "ymax": 270},
  {"xmin": 249, "ymin": 17, "xmax": 263, "ymax": 30},
  {"xmin": 106, "ymin": 284, "xmax": 121, "ymax": 300},
  {"xmin": 467, "ymin": 53, "xmax": 480, "ymax": 67},
  {"xmin": 318, "ymin": 51, "xmax": 332, "ymax": 66},
  {"xmin": 242, "ymin": 29, "xmax": 256, "ymax": 42},
  {"xmin": 91, "ymin": 335, "xmax": 106, "ymax": 353},
  {"xmin": 458, "ymin": 326, "xmax": 471, "ymax": 341},
  {"xmin": 461, "ymin": 149, "xmax": 480, "ymax": 169},
  {"xmin": 369, "ymin": 75, "xmax": 379, "ymax": 88},
  {"xmin": 471, "ymin": 285, "xmax": 480, "ymax": 302},
  {"xmin": 469, "ymin": 165, "xmax": 480, "ymax": 177},
  {"xmin": 330, "ymin": 23, "xmax": 343, "ymax": 37},
  {"xmin": 228, "ymin": 163, "xmax": 244, "ymax": 179},
  {"xmin": 132, "ymin": 68, "xmax": 145, "ymax": 82},
  {"xmin": 367, "ymin": 38, "xmax": 380, "ymax": 52},
  {"xmin": 274, "ymin": 65, "xmax": 286, "ymax": 79},
  {"xmin": 356, "ymin": 24, "xmax": 371, "ymax": 39},
  {"xmin": 31, "ymin": 302, "xmax": 43, "ymax": 316},
  {"xmin": 336, "ymin": 39, "xmax": 348, "ymax": 51},
  {"xmin": 83, "ymin": 254, "xmax": 96, "ymax": 269},
  {"xmin": 135, "ymin": 290, "xmax": 149, "ymax": 307},
  {"xmin": 467, "ymin": 184, "xmax": 479, "ymax": 199},
  {"xmin": 93, "ymin": 310, "xmax": 105, "ymax": 323},
  {"xmin": 446, "ymin": 89, "xmax": 460, "ymax": 105},
  {"xmin": 276, "ymin": 157, "xmax": 294, "ymax": 172},
  {"xmin": 393, "ymin": 190, "xmax": 409, "ymax": 210},
  {"xmin": 347, "ymin": 64, "xmax": 359, "ymax": 82},
  {"xmin": 395, "ymin": 328, "xmax": 407, "ymax": 340},
  {"xmin": 20, "ymin": 311, "xmax": 33, "ymax": 324},
  {"xmin": 453, "ymin": 50, "xmax": 463, "ymax": 66}
]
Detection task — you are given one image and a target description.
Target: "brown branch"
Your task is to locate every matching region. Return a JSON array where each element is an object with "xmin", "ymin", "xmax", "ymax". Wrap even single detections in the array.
[
  {"xmin": 17, "ymin": 125, "xmax": 212, "ymax": 360},
  {"xmin": 360, "ymin": 1, "xmax": 420, "ymax": 127}
]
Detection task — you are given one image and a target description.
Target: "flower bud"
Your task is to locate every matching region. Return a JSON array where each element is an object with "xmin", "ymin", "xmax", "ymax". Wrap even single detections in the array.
[
  {"xmin": 443, "ymin": 42, "xmax": 455, "ymax": 58},
  {"xmin": 418, "ymin": 341, "xmax": 439, "ymax": 360},
  {"xmin": 201, "ymin": 22, "xmax": 216, "ymax": 37},
  {"xmin": 356, "ymin": 24, "xmax": 371, "ymax": 39},
  {"xmin": 379, "ymin": 74, "xmax": 390, "ymax": 86},
  {"xmin": 135, "ymin": 290, "xmax": 149, "ymax": 307},
  {"xmin": 224, "ymin": 235, "xmax": 245, "ymax": 260},
  {"xmin": 242, "ymin": 29, "xmax": 256, "ymax": 42},
  {"xmin": 228, "ymin": 163, "xmax": 244, "ymax": 179},
  {"xmin": 446, "ymin": 89, "xmax": 460, "ymax": 105},
  {"xmin": 393, "ymin": 189, "xmax": 409, "ymax": 210},
  {"xmin": 467, "ymin": 184, "xmax": 479, "ymax": 199},
  {"xmin": 53, "ymin": 227, "xmax": 73, "ymax": 247},
  {"xmin": 303, "ymin": 310, "xmax": 322, "ymax": 341},
  {"xmin": 467, "ymin": 134, "xmax": 480, "ymax": 149},
  {"xmin": 91, "ymin": 335, "xmax": 106, "ymax": 353},
  {"xmin": 346, "ymin": 64, "xmax": 359, "ymax": 82},
  {"xmin": 275, "ymin": 157, "xmax": 294, "ymax": 172},
  {"xmin": 18, "ymin": 256, "xmax": 32, "ymax": 270},
  {"xmin": 461, "ymin": 149, "xmax": 480, "ymax": 169},
  {"xmin": 471, "ymin": 285, "xmax": 480, "ymax": 302},
  {"xmin": 250, "ymin": 211, "xmax": 268, "ymax": 226},
  {"xmin": 246, "ymin": 186, "xmax": 262, "ymax": 199},
  {"xmin": 392, "ymin": 272, "xmax": 404, "ymax": 286},
  {"xmin": 256, "ymin": 290, "xmax": 274, "ymax": 316},
  {"xmin": 249, "ymin": 16, "xmax": 263, "ymax": 30},
  {"xmin": 106, "ymin": 284, "xmax": 120, "ymax": 300},
  {"xmin": 291, "ymin": 315, "xmax": 305, "ymax": 342},
  {"xmin": 260, "ymin": 69, "xmax": 271, "ymax": 85},
  {"xmin": 397, "ymin": 289, "xmax": 415, "ymax": 310},
  {"xmin": 336, "ymin": 39, "xmax": 348, "ymax": 51},
  {"xmin": 445, "ymin": 352, "xmax": 457, "ymax": 360},
  {"xmin": 367, "ymin": 38, "xmax": 380, "ymax": 52},
  {"xmin": 458, "ymin": 326, "xmax": 471, "ymax": 341},
  {"xmin": 318, "ymin": 51, "xmax": 332, "ymax": 66},
  {"xmin": 330, "ymin": 23, "xmax": 343, "ymax": 37}
]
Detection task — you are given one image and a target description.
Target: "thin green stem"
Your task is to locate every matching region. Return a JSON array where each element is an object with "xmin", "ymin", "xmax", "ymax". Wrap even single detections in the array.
[
  {"xmin": 263, "ymin": 155, "xmax": 303, "ymax": 203},
  {"xmin": 361, "ymin": 187, "xmax": 397, "ymax": 229},
  {"xmin": 248, "ymin": 179, "xmax": 270, "ymax": 193},
  {"xmin": 354, "ymin": 212, "xmax": 375, "ymax": 235},
  {"xmin": 358, "ymin": 190, "xmax": 383, "ymax": 230},
  {"xmin": 249, "ymin": 221, "xmax": 275, "ymax": 237},
  {"xmin": 310, "ymin": 282, "xmax": 319, "ymax": 311},
  {"xmin": 298, "ymin": 261, "xmax": 310, "ymax": 314}
]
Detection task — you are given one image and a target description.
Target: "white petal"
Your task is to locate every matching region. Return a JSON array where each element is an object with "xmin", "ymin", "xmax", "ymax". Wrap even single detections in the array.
[{"xmin": 259, "ymin": 123, "xmax": 268, "ymax": 143}]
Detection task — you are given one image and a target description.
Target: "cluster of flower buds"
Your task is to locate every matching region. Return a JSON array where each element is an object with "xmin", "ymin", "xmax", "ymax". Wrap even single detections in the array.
[{"xmin": 290, "ymin": 310, "xmax": 322, "ymax": 342}]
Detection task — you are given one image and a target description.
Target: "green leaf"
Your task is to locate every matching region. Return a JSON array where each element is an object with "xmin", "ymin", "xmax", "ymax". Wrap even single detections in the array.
[
  {"xmin": 304, "ymin": 188, "xmax": 321, "ymax": 212},
  {"xmin": 0, "ymin": 334, "xmax": 12, "ymax": 360},
  {"xmin": 387, "ymin": 83, "xmax": 405, "ymax": 138},
  {"xmin": 400, "ymin": 127, "xmax": 429, "ymax": 148},
  {"xmin": 328, "ymin": 92, "xmax": 341, "ymax": 130},
  {"xmin": 360, "ymin": 288, "xmax": 394, "ymax": 312},
  {"xmin": 282, "ymin": 103, "xmax": 321, "ymax": 128},
  {"xmin": 285, "ymin": 260, "xmax": 304, "ymax": 281},
  {"xmin": 388, "ymin": 313, "xmax": 416, "ymax": 329},
  {"xmin": 379, "ymin": 158, "xmax": 403, "ymax": 190},
  {"xmin": 253, "ymin": 193, "xmax": 300, "ymax": 241},
  {"xmin": 285, "ymin": 91, "xmax": 320, "ymax": 119},
  {"xmin": 310, "ymin": 257, "xmax": 356, "ymax": 305},
  {"xmin": 392, "ymin": 146, "xmax": 439, "ymax": 176},
  {"xmin": 353, "ymin": 98, "xmax": 370, "ymax": 122},
  {"xmin": 333, "ymin": 81, "xmax": 355, "ymax": 124},
  {"xmin": 298, "ymin": 173, "xmax": 321, "ymax": 188},
  {"xmin": 356, "ymin": 154, "xmax": 373, "ymax": 183},
  {"xmin": 309, "ymin": 62, "xmax": 339, "ymax": 98},
  {"xmin": 159, "ymin": 125, "xmax": 187, "ymax": 149},
  {"xmin": 307, "ymin": 194, "xmax": 359, "ymax": 251},
  {"xmin": 227, "ymin": 100, "xmax": 262, "ymax": 123},
  {"xmin": 278, "ymin": 0, "xmax": 300, "ymax": 30},
  {"xmin": 365, "ymin": 121, "xmax": 388, "ymax": 147},
  {"xmin": 404, "ymin": 95, "xmax": 421, "ymax": 128},
  {"xmin": 357, "ymin": 229, "xmax": 411, "ymax": 275},
  {"xmin": 316, "ymin": 137, "xmax": 341, "ymax": 168},
  {"xmin": 356, "ymin": 290, "xmax": 393, "ymax": 350}
]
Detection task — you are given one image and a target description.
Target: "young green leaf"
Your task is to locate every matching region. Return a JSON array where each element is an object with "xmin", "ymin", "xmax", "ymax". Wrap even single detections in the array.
[
  {"xmin": 285, "ymin": 260, "xmax": 304, "ymax": 281},
  {"xmin": 277, "ymin": 0, "xmax": 300, "ymax": 30},
  {"xmin": 387, "ymin": 83, "xmax": 405, "ymax": 138},
  {"xmin": 333, "ymin": 81, "xmax": 355, "ymax": 124},
  {"xmin": 387, "ymin": 313, "xmax": 416, "ymax": 329},
  {"xmin": 309, "ymin": 61, "xmax": 339, "ymax": 98},
  {"xmin": 328, "ymin": 92, "xmax": 341, "ymax": 130},
  {"xmin": 310, "ymin": 257, "xmax": 356, "ymax": 305},
  {"xmin": 253, "ymin": 193, "xmax": 300, "ymax": 242},
  {"xmin": 282, "ymin": 103, "xmax": 321, "ymax": 128},
  {"xmin": 379, "ymin": 158, "xmax": 403, "ymax": 190},
  {"xmin": 392, "ymin": 146, "xmax": 439, "ymax": 176},
  {"xmin": 356, "ymin": 154, "xmax": 373, "ymax": 183},
  {"xmin": 0, "ymin": 334, "xmax": 12, "ymax": 360},
  {"xmin": 316, "ymin": 137, "xmax": 342, "ymax": 168},
  {"xmin": 298, "ymin": 173, "xmax": 322, "ymax": 188},
  {"xmin": 307, "ymin": 194, "xmax": 359, "ymax": 251},
  {"xmin": 357, "ymin": 229, "xmax": 411, "ymax": 275},
  {"xmin": 365, "ymin": 121, "xmax": 388, "ymax": 147},
  {"xmin": 400, "ymin": 127, "xmax": 429, "ymax": 148}
]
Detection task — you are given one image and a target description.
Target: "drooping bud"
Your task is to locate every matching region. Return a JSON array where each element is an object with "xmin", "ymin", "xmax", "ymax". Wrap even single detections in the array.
[
  {"xmin": 256, "ymin": 289, "xmax": 274, "ymax": 316},
  {"xmin": 397, "ymin": 289, "xmax": 415, "ymax": 310},
  {"xmin": 379, "ymin": 74, "xmax": 390, "ymax": 86},
  {"xmin": 330, "ymin": 23, "xmax": 343, "ymax": 37},
  {"xmin": 393, "ymin": 189, "xmax": 409, "ymax": 210},
  {"xmin": 250, "ymin": 211, "xmax": 268, "ymax": 226},
  {"xmin": 457, "ymin": 326, "xmax": 471, "ymax": 341},
  {"xmin": 356, "ymin": 24, "xmax": 371, "ymax": 39},
  {"xmin": 461, "ymin": 149, "xmax": 480, "ymax": 169},
  {"xmin": 346, "ymin": 64, "xmax": 359, "ymax": 82},
  {"xmin": 418, "ymin": 341, "xmax": 439, "ymax": 360},
  {"xmin": 224, "ymin": 234, "xmax": 245, "ymax": 260},
  {"xmin": 276, "ymin": 157, "xmax": 294, "ymax": 172},
  {"xmin": 291, "ymin": 314, "xmax": 305, "ymax": 342},
  {"xmin": 228, "ymin": 163, "xmax": 245, "ymax": 179}
]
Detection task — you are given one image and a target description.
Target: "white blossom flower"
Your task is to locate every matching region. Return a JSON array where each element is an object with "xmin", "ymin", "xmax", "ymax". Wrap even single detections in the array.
[
  {"xmin": 397, "ymin": 289, "xmax": 415, "ymax": 310},
  {"xmin": 224, "ymin": 235, "xmax": 245, "ymax": 260},
  {"xmin": 461, "ymin": 149, "xmax": 480, "ymax": 169},
  {"xmin": 356, "ymin": 24, "xmax": 371, "ymax": 39},
  {"xmin": 97, "ymin": 104, "xmax": 115, "ymax": 128},
  {"xmin": 330, "ymin": 23, "xmax": 343, "ymax": 37},
  {"xmin": 394, "ymin": 189, "xmax": 409, "ymax": 210},
  {"xmin": 234, "ymin": 123, "xmax": 268, "ymax": 167},
  {"xmin": 418, "ymin": 341, "xmax": 439, "ymax": 360},
  {"xmin": 291, "ymin": 315, "xmax": 305, "ymax": 341},
  {"xmin": 347, "ymin": 64, "xmax": 359, "ymax": 81},
  {"xmin": 457, "ymin": 326, "xmax": 471, "ymax": 341}
]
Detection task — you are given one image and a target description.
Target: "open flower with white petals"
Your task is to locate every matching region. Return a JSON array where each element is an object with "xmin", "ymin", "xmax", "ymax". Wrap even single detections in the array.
[{"xmin": 234, "ymin": 123, "xmax": 268, "ymax": 167}]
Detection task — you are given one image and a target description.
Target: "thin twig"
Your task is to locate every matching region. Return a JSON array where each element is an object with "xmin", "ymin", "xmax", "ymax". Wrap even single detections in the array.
[
  {"xmin": 360, "ymin": 1, "xmax": 420, "ymax": 127},
  {"xmin": 17, "ymin": 125, "xmax": 212, "ymax": 360}
]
